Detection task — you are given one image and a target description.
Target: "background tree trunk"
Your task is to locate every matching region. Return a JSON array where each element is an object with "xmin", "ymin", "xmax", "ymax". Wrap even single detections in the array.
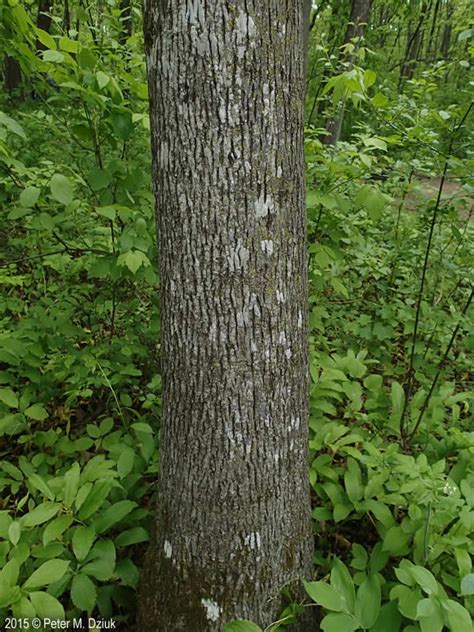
[
  {"xmin": 4, "ymin": 56, "xmax": 22, "ymax": 93},
  {"xmin": 399, "ymin": 1, "xmax": 429, "ymax": 87},
  {"xmin": 344, "ymin": 0, "xmax": 373, "ymax": 44},
  {"xmin": 139, "ymin": 1, "xmax": 314, "ymax": 630},
  {"xmin": 63, "ymin": 0, "xmax": 71, "ymax": 34},
  {"xmin": 119, "ymin": 0, "xmax": 132, "ymax": 44},
  {"xmin": 36, "ymin": 0, "xmax": 53, "ymax": 50},
  {"xmin": 323, "ymin": 0, "xmax": 374, "ymax": 145}
]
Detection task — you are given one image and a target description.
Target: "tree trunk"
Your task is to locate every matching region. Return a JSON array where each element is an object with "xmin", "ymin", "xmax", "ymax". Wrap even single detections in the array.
[
  {"xmin": 345, "ymin": 0, "xmax": 373, "ymax": 44},
  {"xmin": 63, "ymin": 0, "xmax": 71, "ymax": 34},
  {"xmin": 399, "ymin": 1, "xmax": 428, "ymax": 86},
  {"xmin": 139, "ymin": 1, "xmax": 314, "ymax": 631},
  {"xmin": 119, "ymin": 0, "xmax": 132, "ymax": 44},
  {"xmin": 323, "ymin": 0, "xmax": 373, "ymax": 145},
  {"xmin": 4, "ymin": 56, "xmax": 22, "ymax": 93},
  {"xmin": 36, "ymin": 0, "xmax": 53, "ymax": 50}
]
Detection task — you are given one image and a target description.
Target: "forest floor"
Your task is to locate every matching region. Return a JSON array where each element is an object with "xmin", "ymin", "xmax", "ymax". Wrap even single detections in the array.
[{"xmin": 406, "ymin": 176, "xmax": 473, "ymax": 219}]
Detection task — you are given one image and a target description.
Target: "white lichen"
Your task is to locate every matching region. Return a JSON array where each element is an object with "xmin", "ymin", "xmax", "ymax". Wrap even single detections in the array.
[
  {"xmin": 261, "ymin": 239, "xmax": 274, "ymax": 255},
  {"xmin": 244, "ymin": 532, "xmax": 262, "ymax": 550},
  {"xmin": 227, "ymin": 240, "xmax": 249, "ymax": 272},
  {"xmin": 276, "ymin": 290, "xmax": 285, "ymax": 303},
  {"xmin": 163, "ymin": 540, "xmax": 172, "ymax": 559},
  {"xmin": 201, "ymin": 598, "xmax": 221, "ymax": 622},
  {"xmin": 255, "ymin": 193, "xmax": 274, "ymax": 218}
]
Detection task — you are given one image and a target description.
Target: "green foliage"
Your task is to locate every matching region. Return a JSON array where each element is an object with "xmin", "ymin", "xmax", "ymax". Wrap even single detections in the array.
[{"xmin": 0, "ymin": 3, "xmax": 158, "ymax": 627}]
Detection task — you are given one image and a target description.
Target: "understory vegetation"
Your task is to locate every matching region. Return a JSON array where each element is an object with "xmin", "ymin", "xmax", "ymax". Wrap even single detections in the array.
[{"xmin": 1, "ymin": 0, "xmax": 473, "ymax": 630}]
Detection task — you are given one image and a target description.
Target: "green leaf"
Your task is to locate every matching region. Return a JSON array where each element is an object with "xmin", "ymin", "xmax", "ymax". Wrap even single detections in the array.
[
  {"xmin": 458, "ymin": 29, "xmax": 473, "ymax": 42},
  {"xmin": 43, "ymin": 515, "xmax": 73, "ymax": 546},
  {"xmin": 42, "ymin": 50, "xmax": 64, "ymax": 63},
  {"xmin": 96, "ymin": 71, "xmax": 110, "ymax": 89},
  {"xmin": 416, "ymin": 598, "xmax": 444, "ymax": 632},
  {"xmin": 460, "ymin": 573, "xmax": 474, "ymax": 596},
  {"xmin": 443, "ymin": 599, "xmax": 472, "ymax": 632},
  {"xmin": 20, "ymin": 186, "xmax": 40, "ymax": 207},
  {"xmin": 115, "ymin": 527, "xmax": 149, "ymax": 547},
  {"xmin": 371, "ymin": 600, "xmax": 402, "ymax": 632},
  {"xmin": 409, "ymin": 566, "xmax": 439, "ymax": 596},
  {"xmin": 221, "ymin": 622, "xmax": 263, "ymax": 632},
  {"xmin": 12, "ymin": 596, "xmax": 36, "ymax": 620},
  {"xmin": 78, "ymin": 480, "xmax": 113, "ymax": 521},
  {"xmin": 59, "ymin": 36, "xmax": 79, "ymax": 53},
  {"xmin": 49, "ymin": 174, "xmax": 74, "ymax": 206},
  {"xmin": 117, "ymin": 447, "xmax": 136, "ymax": 479},
  {"xmin": 0, "ymin": 388, "xmax": 19, "ymax": 408},
  {"xmin": 110, "ymin": 111, "xmax": 133, "ymax": 140},
  {"xmin": 117, "ymin": 250, "xmax": 151, "ymax": 274},
  {"xmin": 88, "ymin": 167, "xmax": 111, "ymax": 191},
  {"xmin": 96, "ymin": 205, "xmax": 116, "ymax": 221},
  {"xmin": 344, "ymin": 458, "xmax": 363, "ymax": 503},
  {"xmin": 456, "ymin": 549, "xmax": 472, "ymax": 577},
  {"xmin": 71, "ymin": 573, "xmax": 97, "ymax": 613},
  {"xmin": 320, "ymin": 613, "xmax": 359, "ymax": 632},
  {"xmin": 389, "ymin": 381, "xmax": 405, "ymax": 430},
  {"xmin": 24, "ymin": 404, "xmax": 48, "ymax": 421},
  {"xmin": 0, "ymin": 558, "xmax": 20, "ymax": 588},
  {"xmin": 331, "ymin": 559, "xmax": 355, "ymax": 612},
  {"xmin": 72, "ymin": 525, "xmax": 96, "ymax": 562},
  {"xmin": 8, "ymin": 521, "xmax": 21, "ymax": 546},
  {"xmin": 36, "ymin": 28, "xmax": 56, "ymax": 49},
  {"xmin": 21, "ymin": 502, "xmax": 61, "ymax": 528},
  {"xmin": 390, "ymin": 585, "xmax": 421, "ymax": 619},
  {"xmin": 304, "ymin": 580, "xmax": 344, "ymax": 611},
  {"xmin": 355, "ymin": 574, "xmax": 381, "ymax": 629},
  {"xmin": 0, "ymin": 586, "xmax": 22, "ymax": 608},
  {"xmin": 1, "ymin": 461, "xmax": 22, "ymax": 480},
  {"xmin": 23, "ymin": 559, "xmax": 69, "ymax": 590},
  {"xmin": 0, "ymin": 112, "xmax": 26, "ymax": 138},
  {"xmin": 81, "ymin": 555, "xmax": 115, "ymax": 581},
  {"xmin": 363, "ymin": 137, "xmax": 388, "ymax": 151},
  {"xmin": 93, "ymin": 499, "xmax": 137, "ymax": 534},
  {"xmin": 115, "ymin": 558, "xmax": 139, "ymax": 587},
  {"xmin": 63, "ymin": 462, "xmax": 80, "ymax": 507},
  {"xmin": 383, "ymin": 526, "xmax": 410, "ymax": 555},
  {"xmin": 28, "ymin": 473, "xmax": 55, "ymax": 500},
  {"xmin": 331, "ymin": 277, "xmax": 349, "ymax": 298},
  {"xmin": 131, "ymin": 422, "xmax": 154, "ymax": 434},
  {"xmin": 351, "ymin": 544, "xmax": 368, "ymax": 571},
  {"xmin": 29, "ymin": 591, "xmax": 65, "ymax": 619},
  {"xmin": 364, "ymin": 69, "xmax": 377, "ymax": 88},
  {"xmin": 371, "ymin": 92, "xmax": 389, "ymax": 108}
]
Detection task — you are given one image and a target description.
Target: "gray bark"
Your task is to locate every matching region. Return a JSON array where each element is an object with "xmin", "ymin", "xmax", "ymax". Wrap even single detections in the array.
[{"xmin": 139, "ymin": 1, "xmax": 314, "ymax": 631}]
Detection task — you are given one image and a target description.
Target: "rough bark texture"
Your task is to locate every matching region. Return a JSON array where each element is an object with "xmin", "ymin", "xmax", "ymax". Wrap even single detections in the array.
[{"xmin": 139, "ymin": 1, "xmax": 314, "ymax": 631}]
